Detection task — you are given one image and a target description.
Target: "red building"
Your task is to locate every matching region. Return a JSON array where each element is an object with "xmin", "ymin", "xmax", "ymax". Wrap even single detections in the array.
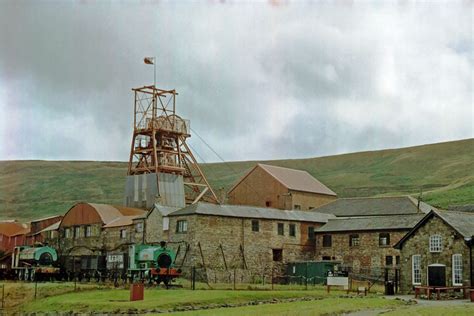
[{"xmin": 0, "ymin": 221, "xmax": 30, "ymax": 254}]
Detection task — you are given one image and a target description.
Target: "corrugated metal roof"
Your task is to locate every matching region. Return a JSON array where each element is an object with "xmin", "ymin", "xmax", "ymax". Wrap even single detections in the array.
[
  {"xmin": 168, "ymin": 202, "xmax": 335, "ymax": 223},
  {"xmin": 87, "ymin": 203, "xmax": 146, "ymax": 226},
  {"xmin": 38, "ymin": 221, "xmax": 61, "ymax": 233},
  {"xmin": 103, "ymin": 215, "xmax": 142, "ymax": 228},
  {"xmin": 316, "ymin": 214, "xmax": 425, "ymax": 232},
  {"xmin": 0, "ymin": 221, "xmax": 30, "ymax": 237},
  {"xmin": 259, "ymin": 164, "xmax": 337, "ymax": 196},
  {"xmin": 311, "ymin": 196, "xmax": 431, "ymax": 217},
  {"xmin": 30, "ymin": 215, "xmax": 63, "ymax": 223}
]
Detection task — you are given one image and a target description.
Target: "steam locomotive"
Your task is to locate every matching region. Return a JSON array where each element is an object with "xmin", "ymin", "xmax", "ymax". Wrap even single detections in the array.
[{"xmin": 6, "ymin": 241, "xmax": 181, "ymax": 285}]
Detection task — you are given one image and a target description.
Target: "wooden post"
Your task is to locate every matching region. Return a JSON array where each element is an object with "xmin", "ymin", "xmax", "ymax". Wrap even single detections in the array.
[
  {"xmin": 233, "ymin": 268, "xmax": 236, "ymax": 290},
  {"xmin": 1, "ymin": 284, "xmax": 4, "ymax": 308},
  {"xmin": 271, "ymin": 268, "xmax": 274, "ymax": 290},
  {"xmin": 34, "ymin": 278, "xmax": 38, "ymax": 299},
  {"xmin": 192, "ymin": 266, "xmax": 196, "ymax": 290}
]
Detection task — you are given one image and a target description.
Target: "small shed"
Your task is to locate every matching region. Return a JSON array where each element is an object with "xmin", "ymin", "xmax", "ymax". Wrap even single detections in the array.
[{"xmin": 286, "ymin": 260, "xmax": 341, "ymax": 284}]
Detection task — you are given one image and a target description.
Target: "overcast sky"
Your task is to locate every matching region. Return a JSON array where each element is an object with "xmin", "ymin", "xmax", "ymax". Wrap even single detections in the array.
[{"xmin": 0, "ymin": 0, "xmax": 472, "ymax": 163}]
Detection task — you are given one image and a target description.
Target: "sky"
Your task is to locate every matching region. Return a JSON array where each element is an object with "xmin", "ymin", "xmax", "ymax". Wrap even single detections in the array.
[{"xmin": 0, "ymin": 0, "xmax": 472, "ymax": 163}]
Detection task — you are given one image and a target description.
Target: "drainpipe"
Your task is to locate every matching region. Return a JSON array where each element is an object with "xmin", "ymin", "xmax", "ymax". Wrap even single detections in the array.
[{"xmin": 465, "ymin": 236, "xmax": 473, "ymax": 288}]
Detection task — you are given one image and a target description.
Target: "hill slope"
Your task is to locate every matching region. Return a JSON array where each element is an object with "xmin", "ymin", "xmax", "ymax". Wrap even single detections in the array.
[{"xmin": 1, "ymin": 139, "xmax": 473, "ymax": 221}]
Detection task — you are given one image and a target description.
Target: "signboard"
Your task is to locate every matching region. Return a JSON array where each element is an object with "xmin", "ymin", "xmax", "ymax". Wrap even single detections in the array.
[{"xmin": 327, "ymin": 276, "xmax": 349, "ymax": 289}]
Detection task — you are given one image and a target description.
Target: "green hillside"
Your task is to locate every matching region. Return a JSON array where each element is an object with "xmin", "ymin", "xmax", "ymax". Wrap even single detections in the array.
[{"xmin": 1, "ymin": 139, "xmax": 473, "ymax": 221}]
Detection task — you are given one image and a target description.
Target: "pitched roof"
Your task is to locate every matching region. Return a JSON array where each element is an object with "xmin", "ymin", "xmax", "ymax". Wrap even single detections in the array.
[
  {"xmin": 168, "ymin": 202, "xmax": 335, "ymax": 223},
  {"xmin": 0, "ymin": 221, "xmax": 30, "ymax": 237},
  {"xmin": 311, "ymin": 196, "xmax": 431, "ymax": 217},
  {"xmin": 395, "ymin": 210, "xmax": 474, "ymax": 249},
  {"xmin": 87, "ymin": 203, "xmax": 146, "ymax": 226},
  {"xmin": 38, "ymin": 221, "xmax": 61, "ymax": 233},
  {"xmin": 228, "ymin": 164, "xmax": 337, "ymax": 196},
  {"xmin": 316, "ymin": 214, "xmax": 425, "ymax": 232},
  {"xmin": 103, "ymin": 215, "xmax": 143, "ymax": 228}
]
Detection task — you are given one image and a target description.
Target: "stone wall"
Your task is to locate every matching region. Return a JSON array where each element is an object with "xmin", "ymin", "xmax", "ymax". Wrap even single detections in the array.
[
  {"xmin": 167, "ymin": 214, "xmax": 324, "ymax": 280},
  {"xmin": 399, "ymin": 216, "xmax": 470, "ymax": 293},
  {"xmin": 315, "ymin": 230, "xmax": 407, "ymax": 273}
]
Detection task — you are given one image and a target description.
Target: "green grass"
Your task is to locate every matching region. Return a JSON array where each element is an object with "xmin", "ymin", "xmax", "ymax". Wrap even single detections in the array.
[
  {"xmin": 167, "ymin": 297, "xmax": 406, "ymax": 316},
  {"xmin": 20, "ymin": 287, "xmax": 344, "ymax": 313},
  {"xmin": 1, "ymin": 138, "xmax": 473, "ymax": 221},
  {"xmin": 385, "ymin": 305, "xmax": 474, "ymax": 316}
]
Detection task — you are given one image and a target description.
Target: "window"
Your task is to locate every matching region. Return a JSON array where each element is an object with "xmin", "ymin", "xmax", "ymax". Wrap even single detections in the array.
[
  {"xmin": 323, "ymin": 234, "xmax": 332, "ymax": 247},
  {"xmin": 64, "ymin": 228, "xmax": 71, "ymax": 239},
  {"xmin": 120, "ymin": 229, "xmax": 127, "ymax": 239},
  {"xmin": 349, "ymin": 234, "xmax": 360, "ymax": 247},
  {"xmin": 412, "ymin": 255, "xmax": 421, "ymax": 285},
  {"xmin": 85, "ymin": 226, "xmax": 92, "ymax": 237},
  {"xmin": 289, "ymin": 224, "xmax": 296, "ymax": 237},
  {"xmin": 265, "ymin": 201, "xmax": 271, "ymax": 207},
  {"xmin": 277, "ymin": 223, "xmax": 284, "ymax": 236},
  {"xmin": 176, "ymin": 220, "xmax": 188, "ymax": 233},
  {"xmin": 379, "ymin": 233, "xmax": 390, "ymax": 246},
  {"xmin": 385, "ymin": 256, "xmax": 393, "ymax": 266},
  {"xmin": 308, "ymin": 226, "xmax": 315, "ymax": 240},
  {"xmin": 452, "ymin": 254, "xmax": 463, "ymax": 286},
  {"xmin": 396, "ymin": 256, "xmax": 400, "ymax": 266},
  {"xmin": 272, "ymin": 249, "xmax": 283, "ymax": 262},
  {"xmin": 135, "ymin": 222, "xmax": 143, "ymax": 233},
  {"xmin": 322, "ymin": 256, "xmax": 331, "ymax": 261},
  {"xmin": 308, "ymin": 206, "xmax": 314, "ymax": 210},
  {"xmin": 294, "ymin": 204, "xmax": 301, "ymax": 210},
  {"xmin": 74, "ymin": 226, "xmax": 82, "ymax": 239},
  {"xmin": 429, "ymin": 235, "xmax": 442, "ymax": 252},
  {"xmin": 251, "ymin": 220, "xmax": 259, "ymax": 232},
  {"xmin": 163, "ymin": 217, "xmax": 170, "ymax": 230}
]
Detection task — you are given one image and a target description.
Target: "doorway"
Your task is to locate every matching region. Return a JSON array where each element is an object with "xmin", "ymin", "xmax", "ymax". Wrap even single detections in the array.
[{"xmin": 428, "ymin": 264, "xmax": 446, "ymax": 287}]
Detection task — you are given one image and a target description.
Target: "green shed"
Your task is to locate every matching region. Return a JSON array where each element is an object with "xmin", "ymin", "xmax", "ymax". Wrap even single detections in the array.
[{"xmin": 286, "ymin": 261, "xmax": 341, "ymax": 284}]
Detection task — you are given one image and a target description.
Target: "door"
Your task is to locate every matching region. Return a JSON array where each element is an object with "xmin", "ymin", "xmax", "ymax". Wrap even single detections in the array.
[{"xmin": 428, "ymin": 265, "xmax": 446, "ymax": 287}]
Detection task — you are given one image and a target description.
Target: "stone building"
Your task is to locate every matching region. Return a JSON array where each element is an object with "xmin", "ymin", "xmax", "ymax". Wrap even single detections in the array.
[
  {"xmin": 58, "ymin": 203, "xmax": 147, "ymax": 256},
  {"xmin": 227, "ymin": 164, "xmax": 337, "ymax": 210},
  {"xmin": 166, "ymin": 202, "xmax": 335, "ymax": 279},
  {"xmin": 395, "ymin": 210, "xmax": 474, "ymax": 293},
  {"xmin": 315, "ymin": 214, "xmax": 424, "ymax": 273}
]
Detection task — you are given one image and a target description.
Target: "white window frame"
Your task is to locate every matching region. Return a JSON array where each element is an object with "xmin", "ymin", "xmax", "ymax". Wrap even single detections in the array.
[
  {"xmin": 429, "ymin": 235, "xmax": 442, "ymax": 252},
  {"xmin": 135, "ymin": 222, "xmax": 143, "ymax": 233},
  {"xmin": 65, "ymin": 228, "xmax": 71, "ymax": 239},
  {"xmin": 85, "ymin": 225, "xmax": 92, "ymax": 237},
  {"xmin": 452, "ymin": 254, "xmax": 463, "ymax": 286},
  {"xmin": 163, "ymin": 217, "xmax": 170, "ymax": 231},
  {"xmin": 120, "ymin": 229, "xmax": 127, "ymax": 239},
  {"xmin": 412, "ymin": 255, "xmax": 422, "ymax": 285},
  {"xmin": 74, "ymin": 226, "xmax": 82, "ymax": 239}
]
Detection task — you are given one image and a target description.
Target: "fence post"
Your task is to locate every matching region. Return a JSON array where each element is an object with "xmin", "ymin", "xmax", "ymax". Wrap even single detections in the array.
[
  {"xmin": 1, "ymin": 284, "xmax": 4, "ymax": 309},
  {"xmin": 271, "ymin": 268, "xmax": 274, "ymax": 290},
  {"xmin": 192, "ymin": 266, "xmax": 196, "ymax": 290},
  {"xmin": 34, "ymin": 278, "xmax": 38, "ymax": 300},
  {"xmin": 233, "ymin": 268, "xmax": 236, "ymax": 290},
  {"xmin": 305, "ymin": 262, "xmax": 308, "ymax": 290}
]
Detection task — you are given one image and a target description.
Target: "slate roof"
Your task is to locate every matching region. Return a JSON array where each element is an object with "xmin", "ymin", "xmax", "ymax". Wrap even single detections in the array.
[
  {"xmin": 168, "ymin": 202, "xmax": 336, "ymax": 223},
  {"xmin": 395, "ymin": 210, "xmax": 474, "ymax": 249},
  {"xmin": 311, "ymin": 196, "xmax": 432, "ymax": 217},
  {"xmin": 228, "ymin": 164, "xmax": 337, "ymax": 196},
  {"xmin": 316, "ymin": 214, "xmax": 425, "ymax": 232}
]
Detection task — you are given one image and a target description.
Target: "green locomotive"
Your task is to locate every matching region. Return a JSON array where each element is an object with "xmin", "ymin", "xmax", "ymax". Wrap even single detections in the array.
[
  {"xmin": 12, "ymin": 245, "xmax": 60, "ymax": 281},
  {"xmin": 128, "ymin": 241, "xmax": 181, "ymax": 285}
]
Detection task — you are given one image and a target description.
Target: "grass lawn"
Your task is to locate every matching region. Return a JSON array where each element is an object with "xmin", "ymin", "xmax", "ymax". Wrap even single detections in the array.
[
  {"xmin": 384, "ymin": 305, "xmax": 474, "ymax": 316},
  {"xmin": 19, "ymin": 286, "xmax": 391, "ymax": 314},
  {"xmin": 166, "ymin": 297, "xmax": 405, "ymax": 316}
]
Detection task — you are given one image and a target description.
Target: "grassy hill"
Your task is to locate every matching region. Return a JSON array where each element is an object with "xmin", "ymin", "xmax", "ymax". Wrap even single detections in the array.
[{"xmin": 1, "ymin": 138, "xmax": 473, "ymax": 221}]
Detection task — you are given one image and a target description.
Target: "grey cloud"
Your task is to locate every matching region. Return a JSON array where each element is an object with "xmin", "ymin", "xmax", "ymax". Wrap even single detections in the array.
[{"xmin": 0, "ymin": 1, "xmax": 472, "ymax": 162}]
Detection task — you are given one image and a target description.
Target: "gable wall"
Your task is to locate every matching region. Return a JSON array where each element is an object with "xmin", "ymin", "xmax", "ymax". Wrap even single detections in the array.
[{"xmin": 399, "ymin": 215, "xmax": 470, "ymax": 293}]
